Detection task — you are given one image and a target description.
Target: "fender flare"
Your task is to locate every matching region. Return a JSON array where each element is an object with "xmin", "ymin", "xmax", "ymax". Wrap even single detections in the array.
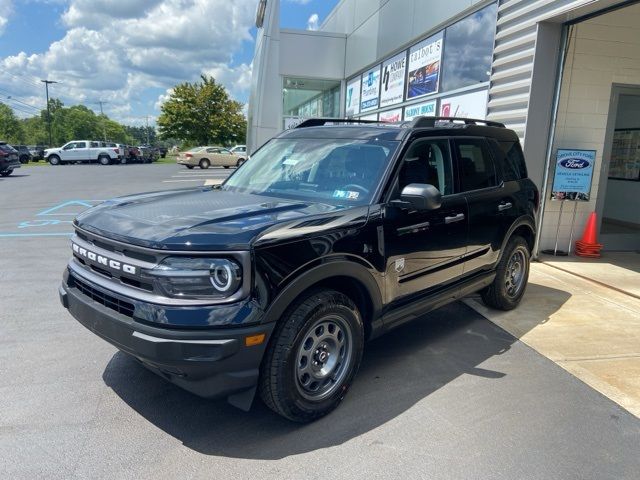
[
  {"xmin": 499, "ymin": 215, "xmax": 536, "ymax": 262},
  {"xmin": 261, "ymin": 260, "xmax": 383, "ymax": 326}
]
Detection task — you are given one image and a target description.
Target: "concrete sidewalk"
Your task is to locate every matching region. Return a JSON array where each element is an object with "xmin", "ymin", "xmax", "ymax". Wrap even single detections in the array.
[{"xmin": 465, "ymin": 262, "xmax": 640, "ymax": 417}]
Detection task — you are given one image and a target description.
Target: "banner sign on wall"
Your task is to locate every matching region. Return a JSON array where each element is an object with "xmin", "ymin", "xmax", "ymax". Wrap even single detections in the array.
[
  {"xmin": 361, "ymin": 65, "xmax": 381, "ymax": 112},
  {"xmin": 551, "ymin": 149, "xmax": 596, "ymax": 201},
  {"xmin": 359, "ymin": 113, "xmax": 378, "ymax": 121},
  {"xmin": 439, "ymin": 90, "xmax": 488, "ymax": 119},
  {"xmin": 345, "ymin": 77, "xmax": 361, "ymax": 117},
  {"xmin": 380, "ymin": 52, "xmax": 407, "ymax": 108},
  {"xmin": 404, "ymin": 100, "xmax": 437, "ymax": 121},
  {"xmin": 406, "ymin": 32, "xmax": 443, "ymax": 100},
  {"xmin": 379, "ymin": 108, "xmax": 403, "ymax": 123}
]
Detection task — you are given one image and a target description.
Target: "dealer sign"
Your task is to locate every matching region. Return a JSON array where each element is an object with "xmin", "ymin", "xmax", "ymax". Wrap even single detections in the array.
[{"xmin": 551, "ymin": 149, "xmax": 596, "ymax": 201}]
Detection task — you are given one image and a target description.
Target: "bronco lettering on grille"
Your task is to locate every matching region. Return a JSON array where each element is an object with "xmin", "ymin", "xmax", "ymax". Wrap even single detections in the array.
[{"xmin": 72, "ymin": 242, "xmax": 137, "ymax": 275}]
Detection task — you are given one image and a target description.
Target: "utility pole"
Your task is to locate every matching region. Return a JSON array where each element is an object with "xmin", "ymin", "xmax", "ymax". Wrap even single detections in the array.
[
  {"xmin": 96, "ymin": 101, "xmax": 109, "ymax": 141},
  {"xmin": 41, "ymin": 79, "xmax": 58, "ymax": 147},
  {"xmin": 145, "ymin": 115, "xmax": 150, "ymax": 145}
]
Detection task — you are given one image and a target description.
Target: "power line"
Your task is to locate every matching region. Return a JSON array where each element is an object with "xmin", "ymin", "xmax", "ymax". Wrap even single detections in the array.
[
  {"xmin": 0, "ymin": 67, "xmax": 44, "ymax": 89},
  {"xmin": 0, "ymin": 87, "xmax": 45, "ymax": 110},
  {"xmin": 4, "ymin": 103, "xmax": 38, "ymax": 117},
  {"xmin": 0, "ymin": 93, "xmax": 43, "ymax": 113}
]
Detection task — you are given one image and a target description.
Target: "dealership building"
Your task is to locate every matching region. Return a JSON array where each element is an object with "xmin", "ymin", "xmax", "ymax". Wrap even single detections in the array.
[{"xmin": 248, "ymin": 0, "xmax": 640, "ymax": 255}]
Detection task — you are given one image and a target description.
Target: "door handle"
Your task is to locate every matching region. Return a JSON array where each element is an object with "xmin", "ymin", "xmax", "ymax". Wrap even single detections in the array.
[
  {"xmin": 498, "ymin": 202, "xmax": 513, "ymax": 212},
  {"xmin": 445, "ymin": 213, "xmax": 465, "ymax": 224}
]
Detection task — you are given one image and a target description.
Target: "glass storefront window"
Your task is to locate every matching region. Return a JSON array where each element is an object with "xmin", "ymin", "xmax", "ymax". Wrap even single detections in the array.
[
  {"xmin": 283, "ymin": 77, "xmax": 340, "ymax": 118},
  {"xmin": 441, "ymin": 2, "xmax": 497, "ymax": 92}
]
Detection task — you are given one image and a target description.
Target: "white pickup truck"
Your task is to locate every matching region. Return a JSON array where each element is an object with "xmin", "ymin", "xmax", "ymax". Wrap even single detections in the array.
[{"xmin": 45, "ymin": 140, "xmax": 121, "ymax": 165}]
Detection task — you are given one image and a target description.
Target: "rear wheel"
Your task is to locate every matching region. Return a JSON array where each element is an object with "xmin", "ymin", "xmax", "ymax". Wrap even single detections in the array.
[
  {"xmin": 186, "ymin": 165, "xmax": 195, "ymax": 169},
  {"xmin": 481, "ymin": 235, "xmax": 530, "ymax": 311},
  {"xmin": 99, "ymin": 155, "xmax": 111, "ymax": 165},
  {"xmin": 19, "ymin": 155, "xmax": 29, "ymax": 164},
  {"xmin": 48, "ymin": 155, "xmax": 60, "ymax": 165},
  {"xmin": 199, "ymin": 158, "xmax": 210, "ymax": 169},
  {"xmin": 259, "ymin": 289, "xmax": 364, "ymax": 422},
  {"xmin": 1, "ymin": 169, "xmax": 13, "ymax": 177}
]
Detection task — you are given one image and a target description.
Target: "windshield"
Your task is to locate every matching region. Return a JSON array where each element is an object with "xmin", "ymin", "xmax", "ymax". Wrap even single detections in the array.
[{"xmin": 222, "ymin": 137, "xmax": 399, "ymax": 205}]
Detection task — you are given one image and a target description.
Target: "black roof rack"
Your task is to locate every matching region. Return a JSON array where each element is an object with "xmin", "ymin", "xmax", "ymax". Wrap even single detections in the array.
[
  {"xmin": 408, "ymin": 116, "xmax": 506, "ymax": 128},
  {"xmin": 294, "ymin": 118, "xmax": 386, "ymax": 128}
]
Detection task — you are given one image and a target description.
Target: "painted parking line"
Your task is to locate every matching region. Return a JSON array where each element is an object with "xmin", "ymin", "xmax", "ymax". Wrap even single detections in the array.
[
  {"xmin": 0, "ymin": 232, "xmax": 73, "ymax": 238},
  {"xmin": 204, "ymin": 179, "xmax": 224, "ymax": 186},
  {"xmin": 0, "ymin": 199, "xmax": 102, "ymax": 239}
]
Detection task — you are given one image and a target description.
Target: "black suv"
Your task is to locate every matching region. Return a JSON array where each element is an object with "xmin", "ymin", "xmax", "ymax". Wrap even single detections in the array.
[
  {"xmin": 0, "ymin": 142, "xmax": 22, "ymax": 176},
  {"xmin": 59, "ymin": 117, "xmax": 538, "ymax": 422},
  {"xmin": 12, "ymin": 145, "xmax": 32, "ymax": 164}
]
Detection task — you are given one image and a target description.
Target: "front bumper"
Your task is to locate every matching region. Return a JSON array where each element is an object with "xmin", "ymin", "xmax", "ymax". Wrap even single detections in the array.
[{"xmin": 60, "ymin": 277, "xmax": 274, "ymax": 406}]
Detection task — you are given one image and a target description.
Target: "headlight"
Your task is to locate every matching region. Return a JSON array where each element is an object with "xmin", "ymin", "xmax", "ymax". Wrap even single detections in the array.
[{"xmin": 147, "ymin": 257, "xmax": 242, "ymax": 299}]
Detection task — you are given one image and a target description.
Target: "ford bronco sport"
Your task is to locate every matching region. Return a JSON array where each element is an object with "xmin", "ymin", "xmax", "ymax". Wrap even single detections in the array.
[{"xmin": 59, "ymin": 117, "xmax": 538, "ymax": 422}]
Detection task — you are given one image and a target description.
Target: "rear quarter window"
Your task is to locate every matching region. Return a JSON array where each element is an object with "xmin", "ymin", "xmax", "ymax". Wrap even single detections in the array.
[{"xmin": 494, "ymin": 140, "xmax": 527, "ymax": 181}]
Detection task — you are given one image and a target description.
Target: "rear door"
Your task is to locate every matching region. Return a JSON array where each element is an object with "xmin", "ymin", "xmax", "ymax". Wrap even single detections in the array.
[
  {"xmin": 452, "ymin": 137, "xmax": 517, "ymax": 275},
  {"xmin": 384, "ymin": 137, "xmax": 468, "ymax": 302}
]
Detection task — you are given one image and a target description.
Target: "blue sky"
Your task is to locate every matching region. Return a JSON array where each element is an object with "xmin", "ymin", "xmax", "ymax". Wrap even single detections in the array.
[{"xmin": 0, "ymin": 0, "xmax": 339, "ymax": 126}]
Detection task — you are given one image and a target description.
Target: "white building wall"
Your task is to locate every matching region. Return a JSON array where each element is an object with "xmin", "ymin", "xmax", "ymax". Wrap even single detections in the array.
[{"xmin": 539, "ymin": 3, "xmax": 640, "ymax": 251}]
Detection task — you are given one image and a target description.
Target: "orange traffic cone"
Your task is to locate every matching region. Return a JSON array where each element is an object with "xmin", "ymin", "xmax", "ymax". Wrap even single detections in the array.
[{"xmin": 575, "ymin": 212, "xmax": 603, "ymax": 258}]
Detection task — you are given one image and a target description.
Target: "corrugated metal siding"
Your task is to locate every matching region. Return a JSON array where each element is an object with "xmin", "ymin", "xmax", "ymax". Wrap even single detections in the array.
[{"xmin": 487, "ymin": 0, "xmax": 593, "ymax": 143}]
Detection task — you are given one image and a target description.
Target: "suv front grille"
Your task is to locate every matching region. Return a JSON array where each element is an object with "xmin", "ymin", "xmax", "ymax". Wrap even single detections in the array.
[{"xmin": 69, "ymin": 272, "xmax": 134, "ymax": 317}]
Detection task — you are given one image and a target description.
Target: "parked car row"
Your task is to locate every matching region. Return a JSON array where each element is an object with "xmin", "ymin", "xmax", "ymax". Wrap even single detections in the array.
[
  {"xmin": 177, "ymin": 144, "xmax": 247, "ymax": 169},
  {"xmin": 45, "ymin": 140, "xmax": 161, "ymax": 165}
]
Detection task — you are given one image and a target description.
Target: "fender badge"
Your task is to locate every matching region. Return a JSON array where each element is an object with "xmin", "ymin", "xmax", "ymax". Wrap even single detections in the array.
[{"xmin": 395, "ymin": 258, "xmax": 405, "ymax": 273}]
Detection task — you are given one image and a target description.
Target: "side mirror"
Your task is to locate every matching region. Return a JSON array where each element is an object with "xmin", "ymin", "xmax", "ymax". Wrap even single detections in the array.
[{"xmin": 393, "ymin": 183, "xmax": 442, "ymax": 211}]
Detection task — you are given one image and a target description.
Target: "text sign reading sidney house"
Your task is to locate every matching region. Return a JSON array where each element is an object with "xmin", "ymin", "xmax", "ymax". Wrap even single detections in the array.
[{"xmin": 551, "ymin": 149, "xmax": 596, "ymax": 201}]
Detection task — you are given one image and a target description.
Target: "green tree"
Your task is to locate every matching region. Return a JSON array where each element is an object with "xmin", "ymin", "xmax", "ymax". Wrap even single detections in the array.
[
  {"xmin": 0, "ymin": 102, "xmax": 25, "ymax": 143},
  {"xmin": 157, "ymin": 75, "xmax": 246, "ymax": 146}
]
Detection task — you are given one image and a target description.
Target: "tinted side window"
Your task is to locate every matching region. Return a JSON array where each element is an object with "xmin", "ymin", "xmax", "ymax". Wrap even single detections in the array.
[
  {"xmin": 454, "ymin": 139, "xmax": 497, "ymax": 192},
  {"xmin": 497, "ymin": 140, "xmax": 527, "ymax": 181},
  {"xmin": 399, "ymin": 138, "xmax": 454, "ymax": 195},
  {"xmin": 90, "ymin": 142, "xmax": 100, "ymax": 148},
  {"xmin": 76, "ymin": 142, "xmax": 87, "ymax": 148}
]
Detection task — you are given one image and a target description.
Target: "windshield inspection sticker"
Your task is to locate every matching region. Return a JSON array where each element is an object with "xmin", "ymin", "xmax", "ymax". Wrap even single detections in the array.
[{"xmin": 333, "ymin": 190, "xmax": 360, "ymax": 200}]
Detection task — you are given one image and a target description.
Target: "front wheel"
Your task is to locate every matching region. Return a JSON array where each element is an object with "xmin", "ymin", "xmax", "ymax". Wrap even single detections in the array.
[
  {"xmin": 481, "ymin": 235, "xmax": 530, "ymax": 311},
  {"xmin": 48, "ymin": 155, "xmax": 60, "ymax": 165},
  {"xmin": 259, "ymin": 289, "xmax": 364, "ymax": 422},
  {"xmin": 236, "ymin": 158, "xmax": 245, "ymax": 168}
]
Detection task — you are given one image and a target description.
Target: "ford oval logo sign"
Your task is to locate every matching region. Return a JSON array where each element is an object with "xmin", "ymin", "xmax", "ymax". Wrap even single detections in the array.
[{"xmin": 560, "ymin": 158, "xmax": 590, "ymax": 169}]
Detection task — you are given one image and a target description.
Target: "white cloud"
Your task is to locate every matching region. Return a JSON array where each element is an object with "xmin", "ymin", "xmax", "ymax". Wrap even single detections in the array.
[
  {"xmin": 307, "ymin": 13, "xmax": 319, "ymax": 31},
  {"xmin": 0, "ymin": 0, "xmax": 256, "ymax": 122},
  {"xmin": 0, "ymin": 0, "xmax": 12, "ymax": 36}
]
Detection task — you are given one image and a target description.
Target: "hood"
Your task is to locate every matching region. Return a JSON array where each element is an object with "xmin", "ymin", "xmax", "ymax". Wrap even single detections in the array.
[{"xmin": 74, "ymin": 187, "xmax": 370, "ymax": 251}]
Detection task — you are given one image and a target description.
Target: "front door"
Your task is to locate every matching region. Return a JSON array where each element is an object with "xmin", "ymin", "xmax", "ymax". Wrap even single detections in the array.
[{"xmin": 384, "ymin": 137, "xmax": 468, "ymax": 303}]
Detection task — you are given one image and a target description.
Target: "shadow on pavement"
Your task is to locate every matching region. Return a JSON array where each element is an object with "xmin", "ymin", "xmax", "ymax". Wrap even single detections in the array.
[{"xmin": 103, "ymin": 292, "xmax": 569, "ymax": 460}]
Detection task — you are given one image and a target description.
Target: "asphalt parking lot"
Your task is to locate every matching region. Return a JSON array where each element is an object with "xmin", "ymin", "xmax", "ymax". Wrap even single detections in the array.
[{"xmin": 1, "ymin": 164, "xmax": 640, "ymax": 479}]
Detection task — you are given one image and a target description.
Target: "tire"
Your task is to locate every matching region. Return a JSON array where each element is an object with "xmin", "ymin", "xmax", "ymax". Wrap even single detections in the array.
[
  {"xmin": 1, "ymin": 169, "xmax": 12, "ymax": 177},
  {"xmin": 223, "ymin": 165, "xmax": 230, "ymax": 169},
  {"xmin": 48, "ymin": 155, "xmax": 60, "ymax": 165},
  {"xmin": 19, "ymin": 155, "xmax": 29, "ymax": 164},
  {"xmin": 259, "ymin": 289, "xmax": 364, "ymax": 422},
  {"xmin": 236, "ymin": 158, "xmax": 245, "ymax": 168},
  {"xmin": 99, "ymin": 155, "xmax": 111, "ymax": 166},
  {"xmin": 199, "ymin": 159, "xmax": 210, "ymax": 169},
  {"xmin": 186, "ymin": 165, "xmax": 195, "ymax": 169},
  {"xmin": 481, "ymin": 235, "xmax": 530, "ymax": 311}
]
